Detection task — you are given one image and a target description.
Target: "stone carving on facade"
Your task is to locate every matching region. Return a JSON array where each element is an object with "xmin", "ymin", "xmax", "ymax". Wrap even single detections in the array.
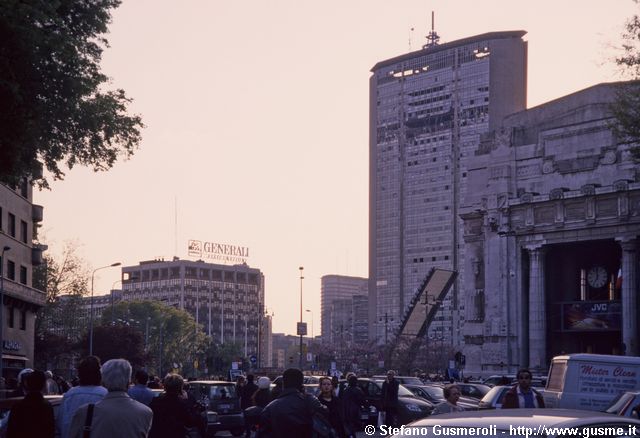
[
  {"xmin": 520, "ymin": 192, "xmax": 534, "ymax": 203},
  {"xmin": 542, "ymin": 160, "xmax": 555, "ymax": 174},
  {"xmin": 601, "ymin": 149, "xmax": 617, "ymax": 165},
  {"xmin": 614, "ymin": 180, "xmax": 630, "ymax": 192},
  {"xmin": 549, "ymin": 188, "xmax": 566, "ymax": 200},
  {"xmin": 581, "ymin": 184, "xmax": 597, "ymax": 196}
]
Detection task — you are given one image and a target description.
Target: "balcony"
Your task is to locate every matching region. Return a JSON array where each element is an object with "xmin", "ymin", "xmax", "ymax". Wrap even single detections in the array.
[{"xmin": 32, "ymin": 204, "xmax": 44, "ymax": 222}]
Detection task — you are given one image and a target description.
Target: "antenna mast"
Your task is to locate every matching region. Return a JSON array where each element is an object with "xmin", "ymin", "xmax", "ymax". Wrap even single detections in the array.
[{"xmin": 423, "ymin": 11, "xmax": 440, "ymax": 49}]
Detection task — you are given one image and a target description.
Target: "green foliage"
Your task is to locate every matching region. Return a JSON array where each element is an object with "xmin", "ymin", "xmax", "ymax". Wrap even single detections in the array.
[
  {"xmin": 101, "ymin": 300, "xmax": 210, "ymax": 377},
  {"xmin": 205, "ymin": 342, "xmax": 243, "ymax": 374},
  {"xmin": 0, "ymin": 0, "xmax": 143, "ymax": 187},
  {"xmin": 612, "ymin": 1, "xmax": 640, "ymax": 159},
  {"xmin": 77, "ymin": 324, "xmax": 149, "ymax": 368}
]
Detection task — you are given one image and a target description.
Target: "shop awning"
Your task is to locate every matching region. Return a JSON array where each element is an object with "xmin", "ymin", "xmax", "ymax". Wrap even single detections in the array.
[{"xmin": 2, "ymin": 355, "xmax": 28, "ymax": 361}]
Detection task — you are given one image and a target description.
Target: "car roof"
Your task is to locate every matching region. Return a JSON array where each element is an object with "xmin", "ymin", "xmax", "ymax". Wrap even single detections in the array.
[{"xmin": 405, "ymin": 408, "xmax": 636, "ymax": 428}]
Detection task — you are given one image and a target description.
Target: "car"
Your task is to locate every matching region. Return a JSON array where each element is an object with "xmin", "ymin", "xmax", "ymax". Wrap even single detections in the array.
[
  {"xmin": 388, "ymin": 408, "xmax": 640, "ymax": 438},
  {"xmin": 403, "ymin": 384, "xmax": 479, "ymax": 410},
  {"xmin": 187, "ymin": 380, "xmax": 244, "ymax": 437},
  {"xmin": 372, "ymin": 375, "xmax": 425, "ymax": 386},
  {"xmin": 477, "ymin": 385, "xmax": 511, "ymax": 409},
  {"xmin": 337, "ymin": 378, "xmax": 433, "ymax": 428},
  {"xmin": 455, "ymin": 383, "xmax": 491, "ymax": 400},
  {"xmin": 605, "ymin": 391, "xmax": 640, "ymax": 417},
  {"xmin": 482, "ymin": 374, "xmax": 546, "ymax": 388}
]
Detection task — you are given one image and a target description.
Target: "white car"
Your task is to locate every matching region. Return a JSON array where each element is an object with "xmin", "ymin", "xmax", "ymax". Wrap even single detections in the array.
[{"xmin": 389, "ymin": 408, "xmax": 640, "ymax": 438}]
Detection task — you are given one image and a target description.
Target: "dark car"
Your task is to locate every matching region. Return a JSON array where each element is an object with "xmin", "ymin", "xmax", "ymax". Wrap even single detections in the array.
[
  {"xmin": 187, "ymin": 380, "xmax": 244, "ymax": 437},
  {"xmin": 337, "ymin": 378, "xmax": 433, "ymax": 428},
  {"xmin": 403, "ymin": 384, "xmax": 479, "ymax": 410}
]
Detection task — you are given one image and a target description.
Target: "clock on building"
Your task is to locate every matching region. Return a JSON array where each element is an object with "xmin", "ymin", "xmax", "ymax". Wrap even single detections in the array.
[{"xmin": 587, "ymin": 265, "xmax": 608, "ymax": 289}]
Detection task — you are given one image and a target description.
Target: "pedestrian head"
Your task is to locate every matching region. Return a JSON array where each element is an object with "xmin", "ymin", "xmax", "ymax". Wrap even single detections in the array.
[
  {"xmin": 163, "ymin": 373, "xmax": 184, "ymax": 395},
  {"xmin": 319, "ymin": 376, "xmax": 333, "ymax": 396},
  {"xmin": 443, "ymin": 384, "xmax": 461, "ymax": 405},
  {"xmin": 24, "ymin": 370, "xmax": 46, "ymax": 393},
  {"xmin": 257, "ymin": 376, "xmax": 270, "ymax": 389},
  {"xmin": 348, "ymin": 374, "xmax": 358, "ymax": 387},
  {"xmin": 44, "ymin": 370, "xmax": 53, "ymax": 379},
  {"xmin": 386, "ymin": 370, "xmax": 396, "ymax": 381},
  {"xmin": 134, "ymin": 369, "xmax": 149, "ymax": 385},
  {"xmin": 246, "ymin": 374, "xmax": 254, "ymax": 383},
  {"xmin": 17, "ymin": 368, "xmax": 33, "ymax": 387},
  {"xmin": 331, "ymin": 375, "xmax": 339, "ymax": 388},
  {"xmin": 516, "ymin": 368, "xmax": 533, "ymax": 391},
  {"xmin": 282, "ymin": 368, "xmax": 303, "ymax": 390},
  {"xmin": 101, "ymin": 358, "xmax": 132, "ymax": 392},
  {"xmin": 78, "ymin": 356, "xmax": 102, "ymax": 386}
]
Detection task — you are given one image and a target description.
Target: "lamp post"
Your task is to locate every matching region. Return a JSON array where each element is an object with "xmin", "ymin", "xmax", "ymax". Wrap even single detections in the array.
[
  {"xmin": 298, "ymin": 266, "xmax": 304, "ymax": 369},
  {"xmin": 89, "ymin": 262, "xmax": 121, "ymax": 356},
  {"xmin": 305, "ymin": 309, "xmax": 314, "ymax": 339},
  {"xmin": 0, "ymin": 245, "xmax": 10, "ymax": 381}
]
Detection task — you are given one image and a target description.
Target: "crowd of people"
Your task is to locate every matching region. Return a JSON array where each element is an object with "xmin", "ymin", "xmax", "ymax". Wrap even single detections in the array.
[{"xmin": 0, "ymin": 361, "xmax": 544, "ymax": 438}]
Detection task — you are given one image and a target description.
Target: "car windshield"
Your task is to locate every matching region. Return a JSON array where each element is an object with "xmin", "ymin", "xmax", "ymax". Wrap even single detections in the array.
[
  {"xmin": 206, "ymin": 384, "xmax": 237, "ymax": 400},
  {"xmin": 399, "ymin": 377, "xmax": 424, "ymax": 385},
  {"xmin": 422, "ymin": 386, "xmax": 444, "ymax": 398},
  {"xmin": 605, "ymin": 392, "xmax": 635, "ymax": 414},
  {"xmin": 373, "ymin": 381, "xmax": 414, "ymax": 397}
]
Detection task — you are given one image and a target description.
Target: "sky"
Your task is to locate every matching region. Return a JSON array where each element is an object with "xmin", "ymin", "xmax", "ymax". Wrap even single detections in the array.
[{"xmin": 35, "ymin": 0, "xmax": 638, "ymax": 335}]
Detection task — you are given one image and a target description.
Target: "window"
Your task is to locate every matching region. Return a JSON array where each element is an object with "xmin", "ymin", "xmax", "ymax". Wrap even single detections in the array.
[
  {"xmin": 20, "ymin": 310, "xmax": 26, "ymax": 330},
  {"xmin": 20, "ymin": 220, "xmax": 27, "ymax": 243},
  {"xmin": 19, "ymin": 266, "xmax": 27, "ymax": 285},
  {"xmin": 7, "ymin": 261, "xmax": 15, "ymax": 281},
  {"xmin": 8, "ymin": 213, "xmax": 15, "ymax": 238},
  {"xmin": 8, "ymin": 307, "xmax": 14, "ymax": 328}
]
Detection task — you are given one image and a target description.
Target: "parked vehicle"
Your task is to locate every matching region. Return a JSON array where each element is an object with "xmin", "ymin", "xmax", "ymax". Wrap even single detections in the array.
[
  {"xmin": 337, "ymin": 378, "xmax": 433, "ymax": 427},
  {"xmin": 543, "ymin": 353, "xmax": 640, "ymax": 411},
  {"xmin": 389, "ymin": 408, "xmax": 640, "ymax": 438},
  {"xmin": 482, "ymin": 375, "xmax": 546, "ymax": 388},
  {"xmin": 372, "ymin": 375, "xmax": 424, "ymax": 386},
  {"xmin": 455, "ymin": 383, "xmax": 491, "ymax": 400},
  {"xmin": 604, "ymin": 391, "xmax": 640, "ymax": 417},
  {"xmin": 187, "ymin": 380, "xmax": 244, "ymax": 437},
  {"xmin": 403, "ymin": 384, "xmax": 479, "ymax": 410},
  {"xmin": 477, "ymin": 385, "xmax": 510, "ymax": 409}
]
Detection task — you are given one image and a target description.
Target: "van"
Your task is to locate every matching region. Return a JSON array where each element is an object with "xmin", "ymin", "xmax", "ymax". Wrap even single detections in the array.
[{"xmin": 543, "ymin": 353, "xmax": 640, "ymax": 411}]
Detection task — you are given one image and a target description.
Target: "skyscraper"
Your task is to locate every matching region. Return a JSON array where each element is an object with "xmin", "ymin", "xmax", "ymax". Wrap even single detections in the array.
[{"xmin": 369, "ymin": 31, "xmax": 528, "ymax": 348}]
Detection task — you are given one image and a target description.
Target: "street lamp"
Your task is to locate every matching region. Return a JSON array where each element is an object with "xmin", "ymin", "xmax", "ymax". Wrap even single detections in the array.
[
  {"xmin": 89, "ymin": 262, "xmax": 121, "ymax": 356},
  {"xmin": 305, "ymin": 309, "xmax": 314, "ymax": 339},
  {"xmin": 0, "ymin": 245, "xmax": 10, "ymax": 381},
  {"xmin": 299, "ymin": 266, "xmax": 304, "ymax": 369}
]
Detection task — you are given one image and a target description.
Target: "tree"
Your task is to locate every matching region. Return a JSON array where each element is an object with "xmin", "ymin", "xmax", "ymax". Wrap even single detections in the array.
[
  {"xmin": 0, "ymin": 0, "xmax": 143, "ymax": 188},
  {"xmin": 101, "ymin": 300, "xmax": 210, "ymax": 377},
  {"xmin": 612, "ymin": 1, "xmax": 640, "ymax": 160},
  {"xmin": 76, "ymin": 324, "xmax": 149, "ymax": 368}
]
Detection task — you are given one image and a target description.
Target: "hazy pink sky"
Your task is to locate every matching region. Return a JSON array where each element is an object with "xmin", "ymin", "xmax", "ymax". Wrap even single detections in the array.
[{"xmin": 35, "ymin": 0, "xmax": 637, "ymax": 335}]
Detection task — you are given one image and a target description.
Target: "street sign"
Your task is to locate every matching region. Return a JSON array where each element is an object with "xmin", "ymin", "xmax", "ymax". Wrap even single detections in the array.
[
  {"xmin": 297, "ymin": 322, "xmax": 307, "ymax": 336},
  {"xmin": 250, "ymin": 355, "xmax": 257, "ymax": 364}
]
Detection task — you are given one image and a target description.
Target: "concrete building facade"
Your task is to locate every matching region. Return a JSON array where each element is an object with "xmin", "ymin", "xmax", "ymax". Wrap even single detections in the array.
[
  {"xmin": 0, "ymin": 181, "xmax": 46, "ymax": 378},
  {"xmin": 120, "ymin": 259, "xmax": 265, "ymax": 362},
  {"xmin": 460, "ymin": 82, "xmax": 640, "ymax": 375},
  {"xmin": 369, "ymin": 31, "xmax": 528, "ymax": 346},
  {"xmin": 321, "ymin": 275, "xmax": 368, "ymax": 344}
]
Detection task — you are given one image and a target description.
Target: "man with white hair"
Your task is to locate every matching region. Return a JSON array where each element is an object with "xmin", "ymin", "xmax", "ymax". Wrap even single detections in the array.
[{"xmin": 68, "ymin": 359, "xmax": 152, "ymax": 438}]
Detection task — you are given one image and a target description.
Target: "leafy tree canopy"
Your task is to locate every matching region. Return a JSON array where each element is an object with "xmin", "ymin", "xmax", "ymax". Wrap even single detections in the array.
[
  {"xmin": 0, "ymin": 0, "xmax": 143, "ymax": 188},
  {"xmin": 612, "ymin": 0, "xmax": 640, "ymax": 159}
]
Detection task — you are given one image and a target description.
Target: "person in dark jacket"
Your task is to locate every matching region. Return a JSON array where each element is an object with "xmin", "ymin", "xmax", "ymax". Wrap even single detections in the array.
[
  {"xmin": 7, "ymin": 370, "xmax": 54, "ymax": 438},
  {"xmin": 242, "ymin": 374, "xmax": 259, "ymax": 409},
  {"xmin": 149, "ymin": 373, "xmax": 201, "ymax": 438},
  {"xmin": 341, "ymin": 375, "xmax": 366, "ymax": 438},
  {"xmin": 381, "ymin": 370, "xmax": 399, "ymax": 427},
  {"xmin": 259, "ymin": 368, "xmax": 327, "ymax": 438},
  {"xmin": 318, "ymin": 376, "xmax": 344, "ymax": 438},
  {"xmin": 502, "ymin": 368, "xmax": 545, "ymax": 409}
]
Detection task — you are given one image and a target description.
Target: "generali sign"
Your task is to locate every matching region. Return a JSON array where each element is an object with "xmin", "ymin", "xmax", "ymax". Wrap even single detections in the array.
[{"xmin": 188, "ymin": 240, "xmax": 249, "ymax": 264}]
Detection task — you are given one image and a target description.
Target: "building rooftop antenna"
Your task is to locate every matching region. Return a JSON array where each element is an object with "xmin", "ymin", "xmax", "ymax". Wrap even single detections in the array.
[{"xmin": 423, "ymin": 10, "xmax": 440, "ymax": 49}]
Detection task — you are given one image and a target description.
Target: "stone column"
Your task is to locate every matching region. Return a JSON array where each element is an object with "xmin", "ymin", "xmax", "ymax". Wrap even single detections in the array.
[
  {"xmin": 527, "ymin": 245, "xmax": 547, "ymax": 371},
  {"xmin": 618, "ymin": 238, "xmax": 638, "ymax": 356}
]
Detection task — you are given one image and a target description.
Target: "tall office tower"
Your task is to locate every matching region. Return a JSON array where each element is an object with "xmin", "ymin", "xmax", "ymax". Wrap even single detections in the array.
[
  {"xmin": 320, "ymin": 275, "xmax": 368, "ymax": 343},
  {"xmin": 369, "ymin": 31, "xmax": 527, "ymax": 347}
]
